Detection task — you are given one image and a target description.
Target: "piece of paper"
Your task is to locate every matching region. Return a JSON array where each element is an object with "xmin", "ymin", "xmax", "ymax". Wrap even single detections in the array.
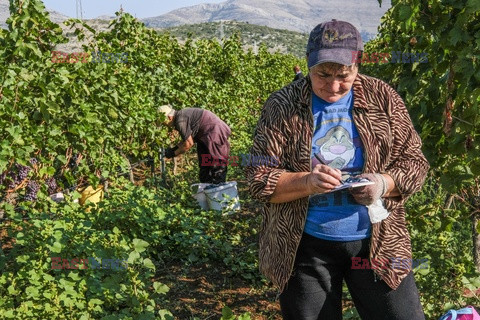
[{"xmin": 328, "ymin": 180, "xmax": 375, "ymax": 193}]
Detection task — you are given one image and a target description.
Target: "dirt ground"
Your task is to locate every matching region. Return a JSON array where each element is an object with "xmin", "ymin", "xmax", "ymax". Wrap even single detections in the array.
[
  {"xmin": 157, "ymin": 260, "xmax": 359, "ymax": 320},
  {"xmin": 156, "ymin": 194, "xmax": 283, "ymax": 320},
  {"xmin": 159, "ymin": 261, "xmax": 282, "ymax": 319}
]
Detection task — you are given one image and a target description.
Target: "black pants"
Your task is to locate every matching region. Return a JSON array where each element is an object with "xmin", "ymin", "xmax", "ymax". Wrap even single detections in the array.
[
  {"xmin": 196, "ymin": 141, "xmax": 227, "ymax": 184},
  {"xmin": 280, "ymin": 233, "xmax": 425, "ymax": 320}
]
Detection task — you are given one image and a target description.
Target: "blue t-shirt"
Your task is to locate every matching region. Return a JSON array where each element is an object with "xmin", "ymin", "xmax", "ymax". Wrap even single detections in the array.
[{"xmin": 304, "ymin": 89, "xmax": 372, "ymax": 241}]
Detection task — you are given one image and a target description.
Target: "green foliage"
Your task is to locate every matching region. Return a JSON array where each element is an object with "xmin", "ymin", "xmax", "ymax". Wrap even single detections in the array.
[
  {"xmin": 405, "ymin": 177, "xmax": 479, "ymax": 317},
  {"xmin": 0, "ymin": 187, "xmax": 168, "ymax": 318},
  {"xmin": 362, "ymin": 0, "xmax": 480, "ymax": 194}
]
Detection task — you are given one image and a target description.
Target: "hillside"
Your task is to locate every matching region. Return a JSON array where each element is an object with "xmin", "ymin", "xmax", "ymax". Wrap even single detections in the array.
[
  {"xmin": 49, "ymin": 19, "xmax": 309, "ymax": 58},
  {"xmin": 160, "ymin": 20, "xmax": 309, "ymax": 57}
]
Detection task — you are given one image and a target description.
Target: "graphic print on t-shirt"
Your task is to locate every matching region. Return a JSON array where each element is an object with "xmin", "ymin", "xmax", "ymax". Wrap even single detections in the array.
[
  {"xmin": 312, "ymin": 126, "xmax": 355, "ymax": 170},
  {"xmin": 305, "ymin": 89, "xmax": 371, "ymax": 241}
]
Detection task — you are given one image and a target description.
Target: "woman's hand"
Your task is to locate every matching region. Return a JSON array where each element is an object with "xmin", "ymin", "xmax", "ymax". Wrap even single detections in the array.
[
  {"xmin": 349, "ymin": 173, "xmax": 388, "ymax": 205},
  {"xmin": 305, "ymin": 164, "xmax": 342, "ymax": 194},
  {"xmin": 269, "ymin": 165, "xmax": 341, "ymax": 203}
]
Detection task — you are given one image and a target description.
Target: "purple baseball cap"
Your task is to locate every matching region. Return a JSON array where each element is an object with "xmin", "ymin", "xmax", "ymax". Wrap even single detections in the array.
[{"xmin": 306, "ymin": 19, "xmax": 364, "ymax": 68}]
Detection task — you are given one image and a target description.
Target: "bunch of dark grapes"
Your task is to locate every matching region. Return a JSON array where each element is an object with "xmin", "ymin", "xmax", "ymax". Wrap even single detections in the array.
[
  {"xmin": 25, "ymin": 180, "xmax": 40, "ymax": 201},
  {"xmin": 45, "ymin": 177, "xmax": 57, "ymax": 194},
  {"xmin": 0, "ymin": 171, "xmax": 5, "ymax": 185},
  {"xmin": 16, "ymin": 164, "xmax": 30, "ymax": 180},
  {"xmin": 7, "ymin": 164, "xmax": 31, "ymax": 189}
]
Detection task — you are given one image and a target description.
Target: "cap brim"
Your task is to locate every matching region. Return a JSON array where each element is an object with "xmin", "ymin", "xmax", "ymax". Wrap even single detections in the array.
[{"xmin": 308, "ymin": 48, "xmax": 358, "ymax": 68}]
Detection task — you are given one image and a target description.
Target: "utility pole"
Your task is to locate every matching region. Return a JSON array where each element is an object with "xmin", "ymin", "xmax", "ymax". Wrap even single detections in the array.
[
  {"xmin": 75, "ymin": 0, "xmax": 83, "ymax": 19},
  {"xmin": 219, "ymin": 20, "xmax": 225, "ymax": 44}
]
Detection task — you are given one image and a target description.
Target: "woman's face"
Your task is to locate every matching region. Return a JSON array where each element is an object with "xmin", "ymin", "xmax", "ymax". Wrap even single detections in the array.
[{"xmin": 309, "ymin": 63, "xmax": 358, "ymax": 103}]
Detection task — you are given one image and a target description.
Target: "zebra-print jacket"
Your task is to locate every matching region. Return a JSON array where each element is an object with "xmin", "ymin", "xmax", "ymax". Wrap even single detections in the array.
[{"xmin": 246, "ymin": 73, "xmax": 430, "ymax": 291}]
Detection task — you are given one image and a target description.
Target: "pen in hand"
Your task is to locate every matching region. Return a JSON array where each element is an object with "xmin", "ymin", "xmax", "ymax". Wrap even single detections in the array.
[{"xmin": 313, "ymin": 153, "xmax": 350, "ymax": 183}]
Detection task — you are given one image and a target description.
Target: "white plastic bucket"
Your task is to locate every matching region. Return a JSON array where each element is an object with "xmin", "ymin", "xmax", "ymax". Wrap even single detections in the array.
[
  {"xmin": 191, "ymin": 183, "xmax": 211, "ymax": 210},
  {"xmin": 203, "ymin": 181, "xmax": 240, "ymax": 213}
]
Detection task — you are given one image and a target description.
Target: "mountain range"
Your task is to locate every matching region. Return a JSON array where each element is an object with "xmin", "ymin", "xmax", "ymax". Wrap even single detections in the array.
[
  {"xmin": 142, "ymin": 0, "xmax": 391, "ymax": 39},
  {"xmin": 1, "ymin": 0, "xmax": 390, "ymax": 40}
]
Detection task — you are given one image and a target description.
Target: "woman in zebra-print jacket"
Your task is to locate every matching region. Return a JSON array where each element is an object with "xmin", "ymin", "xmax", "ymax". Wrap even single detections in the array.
[{"xmin": 246, "ymin": 20, "xmax": 430, "ymax": 320}]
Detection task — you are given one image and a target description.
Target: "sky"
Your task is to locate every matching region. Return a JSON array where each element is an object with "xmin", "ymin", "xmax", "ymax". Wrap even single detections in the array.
[{"xmin": 42, "ymin": 0, "xmax": 226, "ymax": 19}]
